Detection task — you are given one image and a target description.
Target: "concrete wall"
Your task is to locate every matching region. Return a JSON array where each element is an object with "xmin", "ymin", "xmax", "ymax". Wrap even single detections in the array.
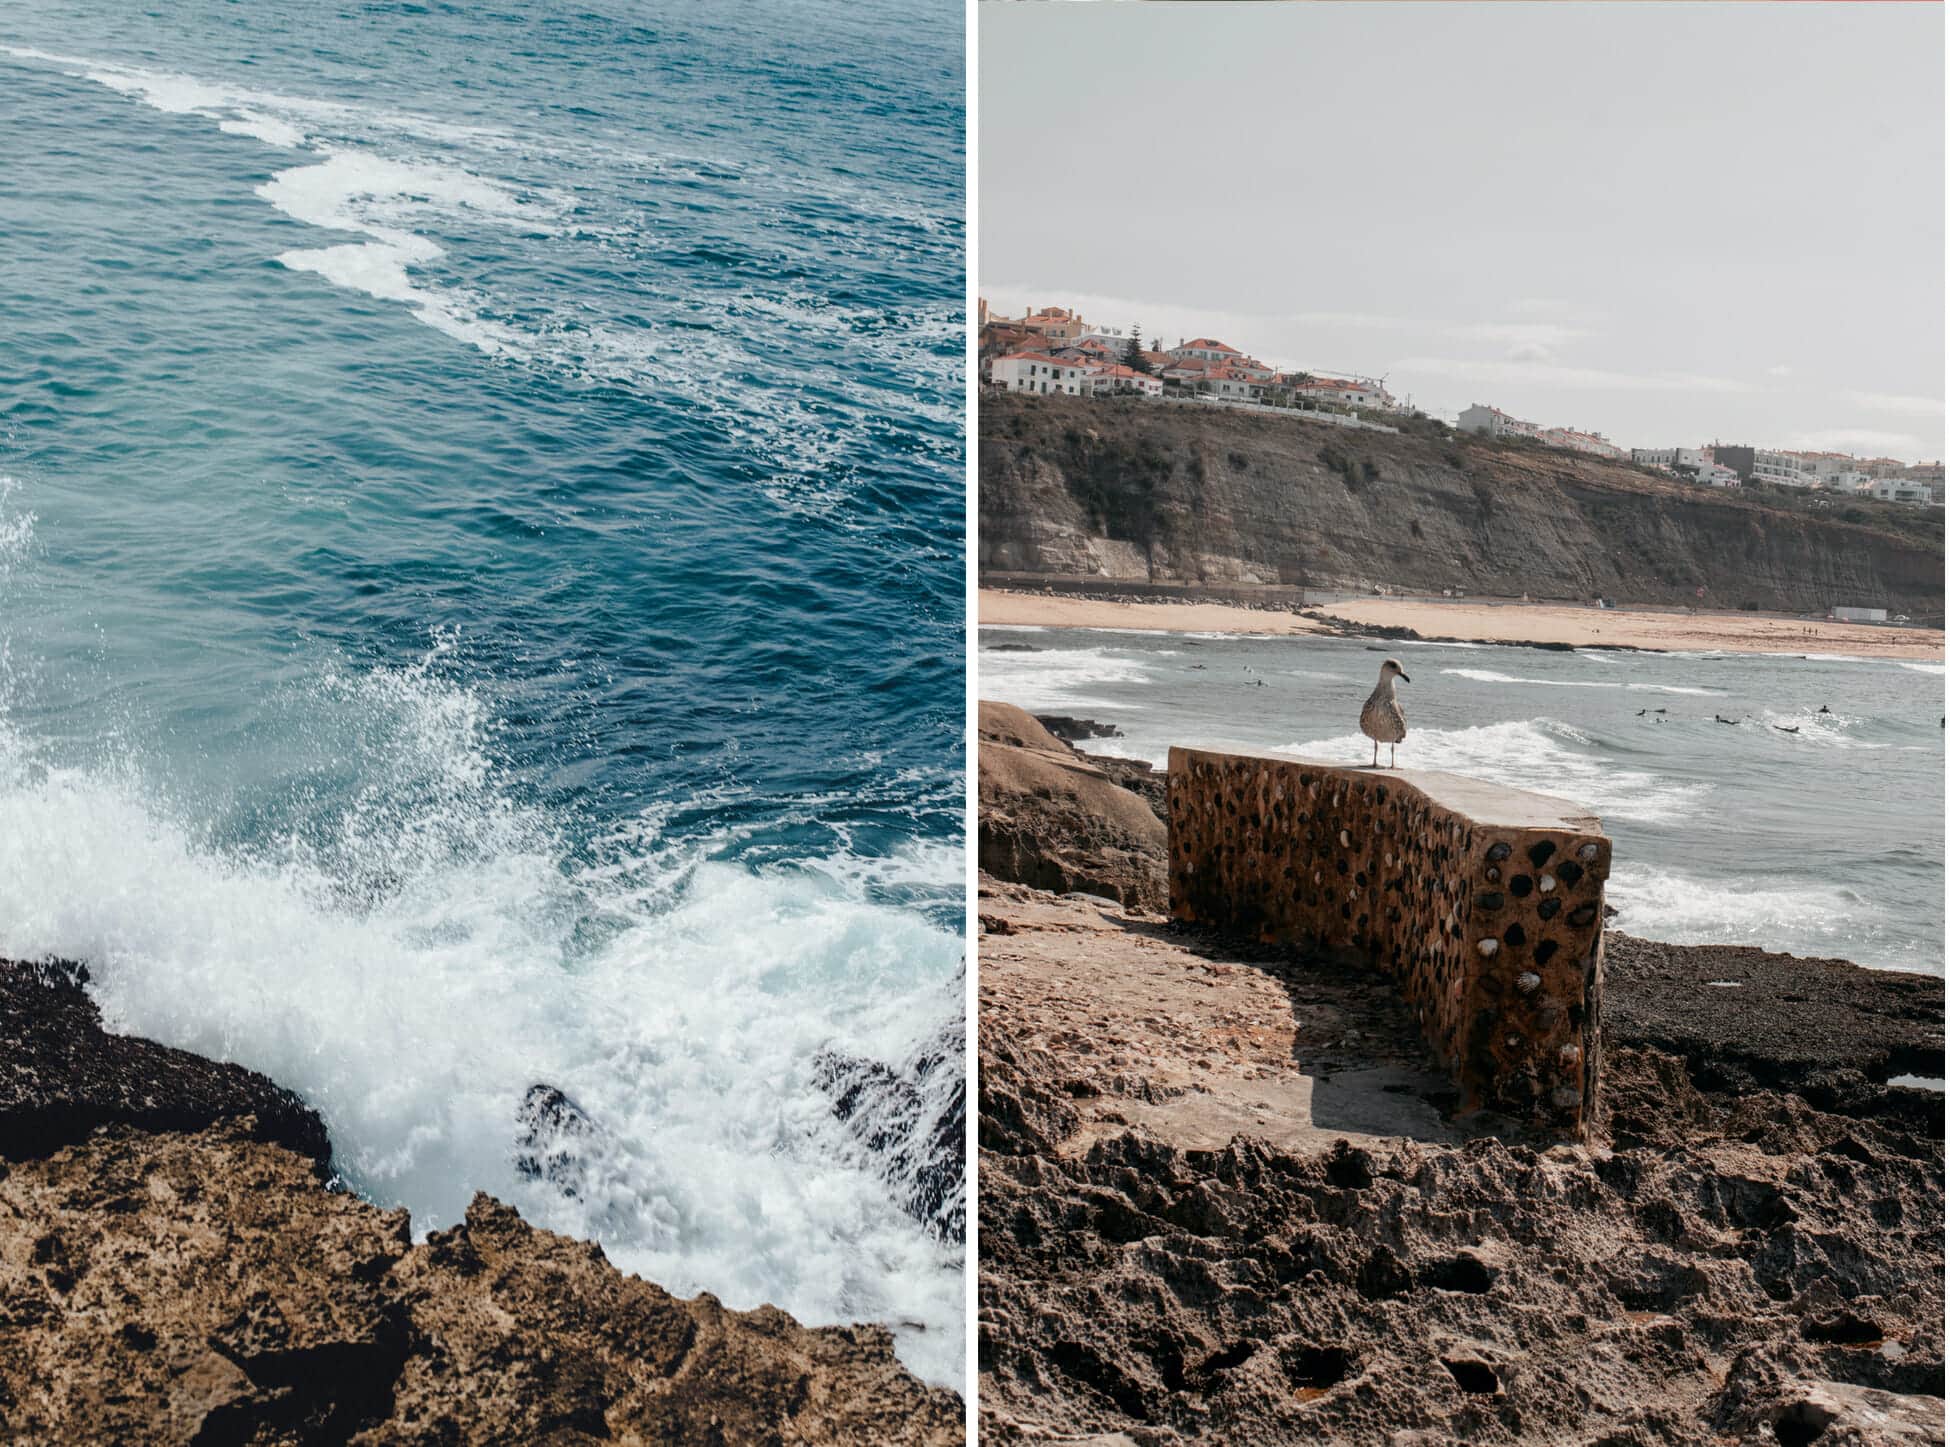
[{"xmin": 1167, "ymin": 747, "xmax": 1611, "ymax": 1138}]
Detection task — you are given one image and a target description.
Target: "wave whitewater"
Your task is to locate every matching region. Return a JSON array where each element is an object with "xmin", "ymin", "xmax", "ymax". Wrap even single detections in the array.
[{"xmin": 1281, "ymin": 717, "xmax": 1708, "ymax": 825}]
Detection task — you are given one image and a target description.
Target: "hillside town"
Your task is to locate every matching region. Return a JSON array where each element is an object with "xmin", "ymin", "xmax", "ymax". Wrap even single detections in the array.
[{"xmin": 979, "ymin": 300, "xmax": 1946, "ymax": 506}]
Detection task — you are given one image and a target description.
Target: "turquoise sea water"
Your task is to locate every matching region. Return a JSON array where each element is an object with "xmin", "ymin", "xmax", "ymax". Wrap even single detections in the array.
[
  {"xmin": 984, "ymin": 627, "xmax": 1945, "ymax": 979},
  {"xmin": 1, "ymin": 1, "xmax": 964, "ymax": 1384}
]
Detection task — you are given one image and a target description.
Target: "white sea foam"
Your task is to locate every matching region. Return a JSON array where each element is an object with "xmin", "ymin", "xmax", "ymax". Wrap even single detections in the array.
[
  {"xmin": 1751, "ymin": 707, "xmax": 1883, "ymax": 749},
  {"xmin": 0, "ymin": 649, "xmax": 964, "ymax": 1386},
  {"xmin": 1278, "ymin": 717, "xmax": 1706, "ymax": 824},
  {"xmin": 1897, "ymin": 661, "xmax": 1946, "ymax": 675},
  {"xmin": 1440, "ymin": 666, "xmax": 1722, "ymax": 697},
  {"xmin": 1, "ymin": 46, "xmax": 960, "ymax": 517},
  {"xmin": 1607, "ymin": 862, "xmax": 1877, "ymax": 960},
  {"xmin": 1443, "ymin": 667, "xmax": 1614, "ymax": 689},
  {"xmin": 979, "ymin": 646, "xmax": 1153, "ymax": 713}
]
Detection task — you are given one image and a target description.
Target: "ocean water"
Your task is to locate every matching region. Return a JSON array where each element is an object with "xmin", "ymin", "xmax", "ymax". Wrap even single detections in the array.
[
  {"xmin": 0, "ymin": 1, "xmax": 965, "ymax": 1385},
  {"xmin": 983, "ymin": 627, "xmax": 1946, "ymax": 978}
]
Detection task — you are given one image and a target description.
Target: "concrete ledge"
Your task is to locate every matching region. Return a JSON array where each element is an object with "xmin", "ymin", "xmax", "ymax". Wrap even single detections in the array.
[{"xmin": 1167, "ymin": 747, "xmax": 1612, "ymax": 1137}]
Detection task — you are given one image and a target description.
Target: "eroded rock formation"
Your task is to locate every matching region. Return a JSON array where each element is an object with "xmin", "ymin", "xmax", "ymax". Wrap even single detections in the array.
[
  {"xmin": 978, "ymin": 702, "xmax": 1167, "ymax": 910},
  {"xmin": 0, "ymin": 959, "xmax": 963, "ymax": 1445},
  {"xmin": 979, "ymin": 393, "xmax": 1944, "ymax": 615},
  {"xmin": 978, "ymin": 892, "xmax": 1945, "ymax": 1446},
  {"xmin": 814, "ymin": 997, "xmax": 968, "ymax": 1245},
  {"xmin": 975, "ymin": 745, "xmax": 1944, "ymax": 1444}
]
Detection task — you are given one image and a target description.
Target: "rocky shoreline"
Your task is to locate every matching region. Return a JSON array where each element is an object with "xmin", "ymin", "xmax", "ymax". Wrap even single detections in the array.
[
  {"xmin": 976, "ymin": 706, "xmax": 1944, "ymax": 1445},
  {"xmin": 0, "ymin": 959, "xmax": 963, "ymax": 1445}
]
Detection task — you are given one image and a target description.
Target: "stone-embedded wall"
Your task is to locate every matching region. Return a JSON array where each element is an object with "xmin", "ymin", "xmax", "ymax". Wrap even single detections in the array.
[{"xmin": 1167, "ymin": 747, "xmax": 1611, "ymax": 1138}]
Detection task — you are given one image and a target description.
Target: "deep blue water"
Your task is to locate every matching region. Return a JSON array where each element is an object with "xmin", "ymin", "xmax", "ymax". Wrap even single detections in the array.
[
  {"xmin": 1, "ymin": 0, "xmax": 964, "ymax": 1384},
  {"xmin": 984, "ymin": 627, "xmax": 1945, "ymax": 979}
]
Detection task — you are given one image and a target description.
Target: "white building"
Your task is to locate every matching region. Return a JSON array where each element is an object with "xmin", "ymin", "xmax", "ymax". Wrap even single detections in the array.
[
  {"xmin": 1832, "ymin": 606, "xmax": 1888, "ymax": 624},
  {"xmin": 1298, "ymin": 377, "xmax": 1388, "ymax": 410},
  {"xmin": 1631, "ymin": 446, "xmax": 1713, "ymax": 474},
  {"xmin": 1169, "ymin": 337, "xmax": 1245, "ymax": 365},
  {"xmin": 1457, "ymin": 404, "xmax": 1540, "ymax": 439},
  {"xmin": 1789, "ymin": 453, "xmax": 1874, "ymax": 493},
  {"xmin": 990, "ymin": 352, "xmax": 1090, "ymax": 396},
  {"xmin": 1698, "ymin": 461, "xmax": 1740, "ymax": 488},
  {"xmin": 1863, "ymin": 478, "xmax": 1937, "ymax": 506},
  {"xmin": 1751, "ymin": 450, "xmax": 1818, "ymax": 488},
  {"xmin": 1083, "ymin": 364, "xmax": 1164, "ymax": 399},
  {"xmin": 1537, "ymin": 426, "xmax": 1626, "ymax": 460}
]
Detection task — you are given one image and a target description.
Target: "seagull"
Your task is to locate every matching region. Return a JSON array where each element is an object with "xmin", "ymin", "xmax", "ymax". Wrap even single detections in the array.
[{"xmin": 1360, "ymin": 658, "xmax": 1410, "ymax": 767}]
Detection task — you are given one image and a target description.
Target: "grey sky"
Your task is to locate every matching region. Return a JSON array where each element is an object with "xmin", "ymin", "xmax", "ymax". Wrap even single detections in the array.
[{"xmin": 981, "ymin": 2, "xmax": 1945, "ymax": 462}]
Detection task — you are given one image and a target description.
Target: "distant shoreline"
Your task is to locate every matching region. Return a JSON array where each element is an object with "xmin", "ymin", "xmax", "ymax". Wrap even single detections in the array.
[{"xmin": 979, "ymin": 587, "xmax": 1946, "ymax": 661}]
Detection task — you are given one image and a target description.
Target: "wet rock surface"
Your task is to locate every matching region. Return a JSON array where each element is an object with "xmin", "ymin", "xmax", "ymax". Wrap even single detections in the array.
[
  {"xmin": 814, "ymin": 1003, "xmax": 968, "ymax": 1245},
  {"xmin": 0, "ymin": 957, "xmax": 329, "ymax": 1167},
  {"xmin": 979, "ymin": 702, "xmax": 1167, "ymax": 910},
  {"xmin": 978, "ymin": 890, "xmax": 1944, "ymax": 1445},
  {"xmin": 1605, "ymin": 934, "xmax": 1945, "ymax": 1122},
  {"xmin": 1035, "ymin": 714, "xmax": 1124, "ymax": 743},
  {"xmin": 0, "ymin": 959, "xmax": 963, "ymax": 1444}
]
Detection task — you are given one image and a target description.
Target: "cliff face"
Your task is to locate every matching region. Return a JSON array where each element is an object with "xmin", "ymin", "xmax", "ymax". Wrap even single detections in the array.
[{"xmin": 979, "ymin": 395, "xmax": 1944, "ymax": 615}]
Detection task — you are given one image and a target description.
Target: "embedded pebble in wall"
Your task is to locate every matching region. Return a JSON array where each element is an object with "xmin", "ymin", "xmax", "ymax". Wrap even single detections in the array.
[
  {"xmin": 1539, "ymin": 875, "xmax": 1556, "ymax": 893},
  {"xmin": 1487, "ymin": 841, "xmax": 1512, "ymax": 862},
  {"xmin": 1577, "ymin": 843, "xmax": 1600, "ymax": 862},
  {"xmin": 1478, "ymin": 939, "xmax": 1500, "ymax": 958},
  {"xmin": 1516, "ymin": 971, "xmax": 1542, "ymax": 994}
]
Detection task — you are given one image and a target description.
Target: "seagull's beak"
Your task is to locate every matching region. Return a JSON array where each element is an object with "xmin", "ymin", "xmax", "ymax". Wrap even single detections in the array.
[{"xmin": 1399, "ymin": 670, "xmax": 1411, "ymax": 684}]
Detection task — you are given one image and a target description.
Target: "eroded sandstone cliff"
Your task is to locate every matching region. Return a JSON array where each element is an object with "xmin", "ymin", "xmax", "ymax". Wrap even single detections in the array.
[{"xmin": 979, "ymin": 395, "xmax": 1944, "ymax": 615}]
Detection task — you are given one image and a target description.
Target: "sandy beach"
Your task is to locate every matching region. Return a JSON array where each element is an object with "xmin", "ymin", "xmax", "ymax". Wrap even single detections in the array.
[
  {"xmin": 981, "ymin": 588, "xmax": 1946, "ymax": 660},
  {"xmin": 981, "ymin": 590, "xmax": 1328, "ymax": 637}
]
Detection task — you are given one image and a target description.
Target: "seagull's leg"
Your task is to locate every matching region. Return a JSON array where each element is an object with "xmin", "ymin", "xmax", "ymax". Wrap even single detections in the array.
[{"xmin": 1371, "ymin": 739, "xmax": 1378, "ymax": 767}]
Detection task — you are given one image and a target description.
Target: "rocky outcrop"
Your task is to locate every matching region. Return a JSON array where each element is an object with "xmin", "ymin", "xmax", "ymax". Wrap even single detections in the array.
[
  {"xmin": 1604, "ymin": 934, "xmax": 1946, "ymax": 1121},
  {"xmin": 979, "ymin": 394, "xmax": 1944, "ymax": 615},
  {"xmin": 0, "ymin": 957, "xmax": 329, "ymax": 1166},
  {"xmin": 0, "ymin": 1129, "xmax": 962, "ymax": 1445},
  {"xmin": 978, "ymin": 891, "xmax": 1946, "ymax": 1445},
  {"xmin": 814, "ymin": 1002, "xmax": 967, "ymax": 1245},
  {"xmin": 0, "ymin": 960, "xmax": 963, "ymax": 1444},
  {"xmin": 978, "ymin": 702, "xmax": 1167, "ymax": 910}
]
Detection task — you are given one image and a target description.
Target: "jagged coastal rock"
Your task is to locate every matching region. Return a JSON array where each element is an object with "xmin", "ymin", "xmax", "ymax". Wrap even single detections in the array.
[
  {"xmin": 0, "ymin": 960, "xmax": 962, "ymax": 1445},
  {"xmin": 979, "ymin": 393, "xmax": 1944, "ymax": 614},
  {"xmin": 974, "ymin": 725, "xmax": 1945, "ymax": 1445},
  {"xmin": 814, "ymin": 1001, "xmax": 968, "ymax": 1245}
]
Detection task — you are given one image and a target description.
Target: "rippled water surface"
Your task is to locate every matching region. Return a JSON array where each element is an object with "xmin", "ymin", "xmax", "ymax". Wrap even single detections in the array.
[
  {"xmin": 1, "ymin": 0, "xmax": 964, "ymax": 1384},
  {"xmin": 983, "ymin": 627, "xmax": 1944, "ymax": 977}
]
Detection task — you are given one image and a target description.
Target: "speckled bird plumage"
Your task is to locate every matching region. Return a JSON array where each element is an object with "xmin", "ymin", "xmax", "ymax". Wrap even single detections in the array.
[{"xmin": 1360, "ymin": 658, "xmax": 1410, "ymax": 765}]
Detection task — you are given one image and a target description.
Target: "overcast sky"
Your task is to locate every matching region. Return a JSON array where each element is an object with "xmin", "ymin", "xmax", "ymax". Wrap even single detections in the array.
[{"xmin": 981, "ymin": 3, "xmax": 1945, "ymax": 462}]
